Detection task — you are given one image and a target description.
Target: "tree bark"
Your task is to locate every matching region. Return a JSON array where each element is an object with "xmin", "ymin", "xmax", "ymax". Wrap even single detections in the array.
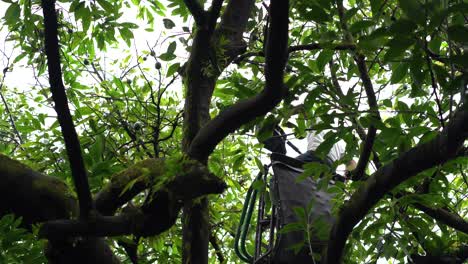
[
  {"xmin": 0, "ymin": 154, "xmax": 121, "ymax": 263},
  {"xmin": 181, "ymin": 1, "xmax": 255, "ymax": 263}
]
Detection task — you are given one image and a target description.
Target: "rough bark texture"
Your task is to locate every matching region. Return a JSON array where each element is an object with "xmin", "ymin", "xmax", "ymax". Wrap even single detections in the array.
[
  {"xmin": 94, "ymin": 158, "xmax": 166, "ymax": 216},
  {"xmin": 181, "ymin": 1, "xmax": 255, "ymax": 263},
  {"xmin": 181, "ymin": 0, "xmax": 291, "ymax": 261},
  {"xmin": 324, "ymin": 109, "xmax": 468, "ymax": 264},
  {"xmin": 0, "ymin": 152, "xmax": 225, "ymax": 262},
  {"xmin": 0, "ymin": 154, "xmax": 120, "ymax": 264},
  {"xmin": 41, "ymin": 158, "xmax": 226, "ymax": 239}
]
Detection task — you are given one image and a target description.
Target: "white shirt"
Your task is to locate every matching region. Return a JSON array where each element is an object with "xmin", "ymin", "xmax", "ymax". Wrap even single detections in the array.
[{"xmin": 306, "ymin": 130, "xmax": 345, "ymax": 162}]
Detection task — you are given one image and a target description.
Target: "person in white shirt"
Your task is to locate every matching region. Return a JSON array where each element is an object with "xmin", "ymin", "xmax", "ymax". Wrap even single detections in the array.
[
  {"xmin": 296, "ymin": 128, "xmax": 356, "ymax": 181},
  {"xmin": 261, "ymin": 123, "xmax": 356, "ymax": 179}
]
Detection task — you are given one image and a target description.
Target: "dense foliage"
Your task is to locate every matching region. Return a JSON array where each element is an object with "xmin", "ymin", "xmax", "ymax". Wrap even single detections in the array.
[{"xmin": 0, "ymin": 0, "xmax": 466, "ymax": 263}]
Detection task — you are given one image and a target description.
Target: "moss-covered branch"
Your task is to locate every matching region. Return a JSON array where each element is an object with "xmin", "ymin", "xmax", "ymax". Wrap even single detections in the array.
[
  {"xmin": 40, "ymin": 159, "xmax": 226, "ymax": 239},
  {"xmin": 0, "ymin": 154, "xmax": 120, "ymax": 264},
  {"xmin": 94, "ymin": 158, "xmax": 166, "ymax": 216}
]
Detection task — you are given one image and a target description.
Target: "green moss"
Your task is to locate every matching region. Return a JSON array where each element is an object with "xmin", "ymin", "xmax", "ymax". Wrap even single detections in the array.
[
  {"xmin": 0, "ymin": 154, "xmax": 31, "ymax": 176},
  {"xmin": 111, "ymin": 158, "xmax": 166, "ymax": 188}
]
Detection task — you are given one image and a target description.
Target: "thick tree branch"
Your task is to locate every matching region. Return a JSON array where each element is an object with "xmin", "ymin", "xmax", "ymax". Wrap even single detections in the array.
[
  {"xmin": 41, "ymin": 0, "xmax": 92, "ymax": 218},
  {"xmin": 183, "ymin": 0, "xmax": 207, "ymax": 25},
  {"xmin": 94, "ymin": 159, "xmax": 165, "ymax": 216},
  {"xmin": 324, "ymin": 108, "xmax": 468, "ymax": 264},
  {"xmin": 0, "ymin": 154, "xmax": 76, "ymax": 225},
  {"xmin": 40, "ymin": 161, "xmax": 226, "ymax": 238},
  {"xmin": 207, "ymin": 0, "xmax": 224, "ymax": 34},
  {"xmin": 187, "ymin": 0, "xmax": 290, "ymax": 161},
  {"xmin": 181, "ymin": 1, "xmax": 255, "ymax": 263},
  {"xmin": 215, "ymin": 0, "xmax": 256, "ymax": 64},
  {"xmin": 412, "ymin": 203, "xmax": 468, "ymax": 234},
  {"xmin": 0, "ymin": 154, "xmax": 120, "ymax": 264}
]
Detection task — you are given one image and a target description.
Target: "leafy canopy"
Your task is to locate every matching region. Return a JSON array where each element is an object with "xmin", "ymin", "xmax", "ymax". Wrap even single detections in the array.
[{"xmin": 0, "ymin": 0, "xmax": 466, "ymax": 263}]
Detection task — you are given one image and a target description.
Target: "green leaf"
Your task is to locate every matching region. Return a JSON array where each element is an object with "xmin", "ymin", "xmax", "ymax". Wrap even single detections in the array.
[
  {"xmin": 159, "ymin": 53, "xmax": 176, "ymax": 61},
  {"xmin": 119, "ymin": 28, "xmax": 134, "ymax": 46},
  {"xmin": 388, "ymin": 19, "xmax": 417, "ymax": 35},
  {"xmin": 382, "ymin": 99, "xmax": 392, "ymax": 108},
  {"xmin": 254, "ymin": 157, "xmax": 265, "ymax": 175},
  {"xmin": 379, "ymin": 127, "xmax": 401, "ymax": 145},
  {"xmin": 166, "ymin": 62, "xmax": 180, "ymax": 77},
  {"xmin": 298, "ymin": 162, "xmax": 331, "ymax": 182},
  {"xmin": 4, "ymin": 3, "xmax": 20, "ymax": 26},
  {"xmin": 447, "ymin": 25, "xmax": 468, "ymax": 43},
  {"xmin": 97, "ymin": 0, "xmax": 115, "ymax": 13},
  {"xmin": 279, "ymin": 222, "xmax": 304, "ymax": 234},
  {"xmin": 292, "ymin": 206, "xmax": 306, "ymax": 220},
  {"xmin": 349, "ymin": 20, "xmax": 374, "ymax": 33},
  {"xmin": 257, "ymin": 115, "xmax": 277, "ymax": 142},
  {"xmin": 163, "ymin": 18, "xmax": 175, "ymax": 29},
  {"xmin": 315, "ymin": 132, "xmax": 338, "ymax": 159},
  {"xmin": 316, "ymin": 50, "xmax": 334, "ymax": 72},
  {"xmin": 398, "ymin": 0, "xmax": 425, "ymax": 25},
  {"xmin": 358, "ymin": 35, "xmax": 387, "ymax": 51},
  {"xmin": 396, "ymin": 101, "xmax": 412, "ymax": 125},
  {"xmin": 167, "ymin": 41, "xmax": 176, "ymax": 54},
  {"xmin": 232, "ymin": 154, "xmax": 245, "ymax": 170},
  {"xmin": 370, "ymin": 0, "xmax": 384, "ymax": 15},
  {"xmin": 120, "ymin": 22, "xmax": 138, "ymax": 29},
  {"xmin": 384, "ymin": 37, "xmax": 414, "ymax": 62},
  {"xmin": 252, "ymin": 179, "xmax": 265, "ymax": 191},
  {"xmin": 305, "ymin": 5, "xmax": 331, "ymax": 23},
  {"xmin": 428, "ymin": 35, "xmax": 442, "ymax": 53},
  {"xmin": 390, "ymin": 62, "xmax": 409, "ymax": 84}
]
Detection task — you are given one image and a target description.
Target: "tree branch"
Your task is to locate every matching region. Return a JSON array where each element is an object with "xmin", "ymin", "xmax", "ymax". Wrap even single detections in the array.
[
  {"xmin": 187, "ymin": 0, "xmax": 290, "ymax": 161},
  {"xmin": 41, "ymin": 0, "xmax": 92, "ymax": 218},
  {"xmin": 40, "ymin": 160, "xmax": 226, "ymax": 238},
  {"xmin": 233, "ymin": 42, "xmax": 356, "ymax": 64},
  {"xmin": 328, "ymin": 60, "xmax": 382, "ymax": 170},
  {"xmin": 94, "ymin": 159, "xmax": 165, "ymax": 216},
  {"xmin": 412, "ymin": 203, "xmax": 468, "ymax": 234},
  {"xmin": 183, "ymin": 0, "xmax": 206, "ymax": 25},
  {"xmin": 324, "ymin": 108, "xmax": 468, "ymax": 264},
  {"xmin": 335, "ymin": 0, "xmax": 381, "ymax": 181},
  {"xmin": 209, "ymin": 232, "xmax": 225, "ymax": 263},
  {"xmin": 181, "ymin": 1, "xmax": 256, "ymax": 262},
  {"xmin": 207, "ymin": 0, "xmax": 224, "ymax": 34},
  {"xmin": 424, "ymin": 48, "xmax": 446, "ymax": 129},
  {"xmin": 352, "ymin": 54, "xmax": 380, "ymax": 180},
  {"xmin": 0, "ymin": 154, "xmax": 120, "ymax": 264},
  {"xmin": 0, "ymin": 58, "xmax": 24, "ymax": 146}
]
